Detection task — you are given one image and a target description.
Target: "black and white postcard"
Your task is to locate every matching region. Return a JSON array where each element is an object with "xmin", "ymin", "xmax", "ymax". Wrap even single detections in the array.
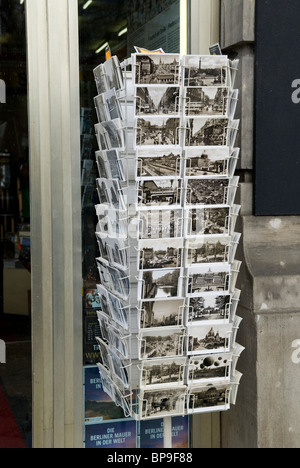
[
  {"xmin": 96, "ymin": 284, "xmax": 111, "ymax": 318},
  {"xmin": 187, "ymin": 322, "xmax": 232, "ymax": 355},
  {"xmin": 95, "ymin": 122, "xmax": 110, "ymax": 151},
  {"xmin": 106, "ymin": 289, "xmax": 128, "ymax": 330},
  {"xmin": 96, "ymin": 233, "xmax": 128, "ymax": 271},
  {"xmin": 135, "ymin": 54, "xmax": 180, "ymax": 86},
  {"xmin": 96, "ymin": 178, "xmax": 126, "ymax": 211},
  {"xmin": 185, "ymin": 147, "xmax": 229, "ymax": 177},
  {"xmin": 104, "ymin": 88, "xmax": 123, "ymax": 121},
  {"xmin": 139, "ymin": 238, "xmax": 183, "ymax": 270},
  {"xmin": 187, "ymin": 264, "xmax": 230, "ymax": 295},
  {"xmin": 183, "ymin": 55, "xmax": 228, "ymax": 87},
  {"xmin": 141, "ymin": 357, "xmax": 186, "ymax": 388},
  {"xmin": 136, "ymin": 117, "xmax": 180, "ymax": 147},
  {"xmin": 140, "ymin": 298, "xmax": 185, "ymax": 329},
  {"xmin": 137, "ymin": 148, "xmax": 182, "ymax": 178},
  {"xmin": 94, "ymin": 93, "xmax": 109, "ymax": 123},
  {"xmin": 107, "ymin": 264, "xmax": 130, "ymax": 300},
  {"xmin": 109, "ymin": 326, "xmax": 128, "ymax": 359},
  {"xmin": 96, "ymin": 149, "xmax": 125, "ymax": 182},
  {"xmin": 96, "ymin": 311, "xmax": 110, "ymax": 343},
  {"xmin": 137, "ymin": 179, "xmax": 182, "ymax": 208},
  {"xmin": 140, "ymin": 268, "xmax": 182, "ymax": 301},
  {"xmin": 96, "ymin": 257, "xmax": 130, "ymax": 301},
  {"xmin": 185, "ymin": 117, "xmax": 229, "ymax": 147},
  {"xmin": 138, "ymin": 208, "xmax": 183, "ymax": 239},
  {"xmin": 187, "ymin": 207, "xmax": 230, "ymax": 236},
  {"xmin": 103, "ymin": 55, "xmax": 124, "ymax": 92},
  {"xmin": 188, "ymin": 353, "xmax": 232, "ymax": 383},
  {"xmin": 97, "ymin": 283, "xmax": 128, "ymax": 329},
  {"xmin": 186, "ymin": 236, "xmax": 231, "ymax": 266},
  {"xmin": 136, "ymin": 86, "xmax": 180, "ymax": 116},
  {"xmin": 187, "ymin": 381, "xmax": 231, "ymax": 413},
  {"xmin": 93, "ymin": 63, "xmax": 108, "ymax": 95},
  {"xmin": 96, "ymin": 337, "xmax": 111, "ymax": 370},
  {"xmin": 139, "ymin": 327, "xmax": 185, "ymax": 360},
  {"xmin": 185, "ymin": 178, "xmax": 229, "ymax": 206},
  {"xmin": 188, "ymin": 294, "xmax": 231, "ymax": 322},
  {"xmin": 101, "ymin": 119, "xmax": 125, "ymax": 150},
  {"xmin": 95, "ymin": 204, "xmax": 128, "ymax": 239},
  {"xmin": 95, "ymin": 231, "xmax": 110, "ymax": 263},
  {"xmin": 184, "ymin": 87, "xmax": 229, "ymax": 116},
  {"xmin": 96, "ymin": 257, "xmax": 112, "ymax": 291},
  {"xmin": 109, "ymin": 348, "xmax": 129, "ymax": 388},
  {"xmin": 95, "ymin": 151, "xmax": 109, "ymax": 179},
  {"xmin": 140, "ymin": 387, "xmax": 186, "ymax": 420}
]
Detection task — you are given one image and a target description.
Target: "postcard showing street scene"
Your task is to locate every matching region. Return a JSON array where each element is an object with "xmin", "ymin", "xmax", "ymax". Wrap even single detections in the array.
[
  {"xmin": 136, "ymin": 86, "xmax": 181, "ymax": 116},
  {"xmin": 140, "ymin": 268, "xmax": 182, "ymax": 300},
  {"xmin": 138, "ymin": 208, "xmax": 183, "ymax": 239},
  {"xmin": 139, "ymin": 238, "xmax": 183, "ymax": 270},
  {"xmin": 137, "ymin": 179, "xmax": 182, "ymax": 208},
  {"xmin": 185, "ymin": 147, "xmax": 229, "ymax": 177},
  {"xmin": 185, "ymin": 178, "xmax": 229, "ymax": 206},
  {"xmin": 139, "ymin": 327, "xmax": 185, "ymax": 360},
  {"xmin": 187, "ymin": 322, "xmax": 233, "ymax": 355},
  {"xmin": 140, "ymin": 298, "xmax": 185, "ymax": 329},
  {"xmin": 141, "ymin": 357, "xmax": 186, "ymax": 388},
  {"xmin": 185, "ymin": 236, "xmax": 230, "ymax": 266},
  {"xmin": 141, "ymin": 387, "xmax": 186, "ymax": 420},
  {"xmin": 135, "ymin": 54, "xmax": 181, "ymax": 86},
  {"xmin": 184, "ymin": 87, "xmax": 229, "ymax": 116},
  {"xmin": 136, "ymin": 117, "xmax": 180, "ymax": 146},
  {"xmin": 187, "ymin": 353, "xmax": 232, "ymax": 383},
  {"xmin": 187, "ymin": 294, "xmax": 231, "ymax": 322},
  {"xmin": 187, "ymin": 381, "xmax": 231, "ymax": 413},
  {"xmin": 187, "ymin": 264, "xmax": 230, "ymax": 295},
  {"xmin": 137, "ymin": 148, "xmax": 182, "ymax": 178},
  {"xmin": 187, "ymin": 207, "xmax": 230, "ymax": 236},
  {"xmin": 183, "ymin": 55, "xmax": 228, "ymax": 87},
  {"xmin": 185, "ymin": 117, "xmax": 229, "ymax": 147}
]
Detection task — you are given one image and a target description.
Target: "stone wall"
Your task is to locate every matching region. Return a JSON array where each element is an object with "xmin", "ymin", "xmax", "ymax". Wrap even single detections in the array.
[{"xmin": 220, "ymin": 0, "xmax": 300, "ymax": 448}]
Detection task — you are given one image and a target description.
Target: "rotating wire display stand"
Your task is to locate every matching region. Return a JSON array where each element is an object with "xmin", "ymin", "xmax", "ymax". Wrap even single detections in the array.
[{"xmin": 92, "ymin": 53, "xmax": 244, "ymax": 447}]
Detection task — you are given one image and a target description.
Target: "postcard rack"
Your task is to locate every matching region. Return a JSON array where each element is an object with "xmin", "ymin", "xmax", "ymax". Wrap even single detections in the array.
[{"xmin": 92, "ymin": 53, "xmax": 244, "ymax": 424}]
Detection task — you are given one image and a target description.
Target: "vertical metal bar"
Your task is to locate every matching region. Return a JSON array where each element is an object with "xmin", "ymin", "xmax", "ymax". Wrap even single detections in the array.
[
  {"xmin": 164, "ymin": 416, "xmax": 173, "ymax": 448},
  {"xmin": 26, "ymin": 0, "xmax": 54, "ymax": 448},
  {"xmin": 26, "ymin": 0, "xmax": 82, "ymax": 448}
]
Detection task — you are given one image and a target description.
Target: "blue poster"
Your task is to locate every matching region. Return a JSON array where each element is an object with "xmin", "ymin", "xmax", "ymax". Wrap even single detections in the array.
[
  {"xmin": 140, "ymin": 416, "xmax": 189, "ymax": 448},
  {"xmin": 85, "ymin": 420, "xmax": 137, "ymax": 449},
  {"xmin": 84, "ymin": 366, "xmax": 125, "ymax": 423}
]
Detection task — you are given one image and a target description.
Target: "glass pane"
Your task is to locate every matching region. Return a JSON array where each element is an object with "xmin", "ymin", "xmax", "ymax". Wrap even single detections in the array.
[
  {"xmin": 79, "ymin": 0, "xmax": 189, "ymax": 449},
  {"xmin": 0, "ymin": 0, "xmax": 31, "ymax": 449}
]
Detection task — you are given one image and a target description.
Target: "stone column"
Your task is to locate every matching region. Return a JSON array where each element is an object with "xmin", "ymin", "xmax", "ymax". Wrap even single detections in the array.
[{"xmin": 220, "ymin": 0, "xmax": 300, "ymax": 448}]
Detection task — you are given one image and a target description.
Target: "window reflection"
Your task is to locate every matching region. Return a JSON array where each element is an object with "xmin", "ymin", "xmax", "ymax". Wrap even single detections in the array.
[{"xmin": 0, "ymin": 0, "xmax": 31, "ymax": 448}]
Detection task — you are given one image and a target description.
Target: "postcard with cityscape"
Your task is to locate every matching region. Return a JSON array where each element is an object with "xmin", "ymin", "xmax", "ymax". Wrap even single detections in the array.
[
  {"xmin": 184, "ymin": 147, "xmax": 230, "ymax": 177},
  {"xmin": 183, "ymin": 55, "xmax": 228, "ymax": 87},
  {"xmin": 134, "ymin": 54, "xmax": 181, "ymax": 86},
  {"xmin": 140, "ymin": 387, "xmax": 187, "ymax": 420},
  {"xmin": 140, "ymin": 298, "xmax": 185, "ymax": 329},
  {"xmin": 187, "ymin": 322, "xmax": 233, "ymax": 355}
]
